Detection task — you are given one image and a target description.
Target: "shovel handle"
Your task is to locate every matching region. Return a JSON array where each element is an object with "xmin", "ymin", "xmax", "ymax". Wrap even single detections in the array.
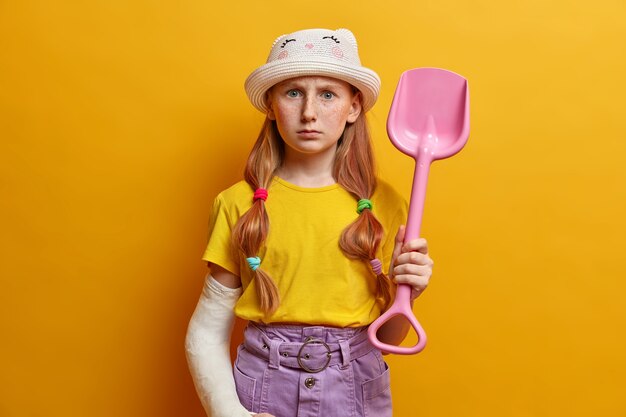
[
  {"xmin": 367, "ymin": 284, "xmax": 427, "ymax": 354},
  {"xmin": 368, "ymin": 154, "xmax": 432, "ymax": 355}
]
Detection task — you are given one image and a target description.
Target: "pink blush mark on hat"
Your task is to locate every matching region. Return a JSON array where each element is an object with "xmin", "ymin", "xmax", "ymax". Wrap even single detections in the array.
[
  {"xmin": 332, "ymin": 47, "xmax": 344, "ymax": 58},
  {"xmin": 278, "ymin": 50, "xmax": 289, "ymax": 59},
  {"xmin": 305, "ymin": 43, "xmax": 314, "ymax": 49}
]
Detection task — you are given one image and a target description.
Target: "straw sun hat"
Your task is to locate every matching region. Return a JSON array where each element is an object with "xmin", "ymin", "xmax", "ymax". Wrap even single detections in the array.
[{"xmin": 244, "ymin": 28, "xmax": 381, "ymax": 113}]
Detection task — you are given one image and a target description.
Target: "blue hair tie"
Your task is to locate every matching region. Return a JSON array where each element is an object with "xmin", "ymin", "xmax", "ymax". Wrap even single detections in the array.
[{"xmin": 246, "ymin": 256, "xmax": 261, "ymax": 271}]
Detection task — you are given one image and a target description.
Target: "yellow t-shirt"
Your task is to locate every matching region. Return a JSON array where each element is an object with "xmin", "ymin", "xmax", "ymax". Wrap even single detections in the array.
[{"xmin": 202, "ymin": 176, "xmax": 407, "ymax": 327}]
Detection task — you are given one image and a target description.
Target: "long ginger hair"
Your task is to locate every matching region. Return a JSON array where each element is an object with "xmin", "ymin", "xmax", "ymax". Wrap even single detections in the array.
[{"xmin": 231, "ymin": 96, "xmax": 392, "ymax": 315}]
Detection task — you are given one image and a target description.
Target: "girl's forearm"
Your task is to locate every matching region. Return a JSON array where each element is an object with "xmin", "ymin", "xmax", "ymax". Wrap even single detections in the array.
[{"xmin": 185, "ymin": 274, "xmax": 251, "ymax": 417}]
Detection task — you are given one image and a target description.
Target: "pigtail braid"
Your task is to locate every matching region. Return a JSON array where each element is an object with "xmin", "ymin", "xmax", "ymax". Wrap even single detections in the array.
[
  {"xmin": 335, "ymin": 115, "xmax": 393, "ymax": 310},
  {"xmin": 231, "ymin": 119, "xmax": 283, "ymax": 315}
]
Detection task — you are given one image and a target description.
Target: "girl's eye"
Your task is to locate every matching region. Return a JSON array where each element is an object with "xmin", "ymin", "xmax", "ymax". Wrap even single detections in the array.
[
  {"xmin": 287, "ymin": 90, "xmax": 301, "ymax": 98},
  {"xmin": 322, "ymin": 92, "xmax": 334, "ymax": 99}
]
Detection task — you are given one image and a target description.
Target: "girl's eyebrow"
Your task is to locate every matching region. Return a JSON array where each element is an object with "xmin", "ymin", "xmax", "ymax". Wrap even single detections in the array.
[
  {"xmin": 276, "ymin": 81, "xmax": 302, "ymax": 90},
  {"xmin": 316, "ymin": 82, "xmax": 344, "ymax": 91}
]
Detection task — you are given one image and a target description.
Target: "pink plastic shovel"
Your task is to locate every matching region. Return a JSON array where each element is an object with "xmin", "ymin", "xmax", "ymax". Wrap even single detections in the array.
[{"xmin": 368, "ymin": 68, "xmax": 470, "ymax": 355}]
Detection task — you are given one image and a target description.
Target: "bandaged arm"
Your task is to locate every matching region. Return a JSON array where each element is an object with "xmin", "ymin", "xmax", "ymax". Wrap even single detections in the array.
[{"xmin": 185, "ymin": 273, "xmax": 252, "ymax": 417}]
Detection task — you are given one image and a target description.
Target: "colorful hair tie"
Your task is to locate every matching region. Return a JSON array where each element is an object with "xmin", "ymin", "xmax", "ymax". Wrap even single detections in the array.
[
  {"xmin": 370, "ymin": 258, "xmax": 383, "ymax": 275},
  {"xmin": 356, "ymin": 198, "xmax": 373, "ymax": 214},
  {"xmin": 253, "ymin": 188, "xmax": 268, "ymax": 202},
  {"xmin": 246, "ymin": 256, "xmax": 261, "ymax": 271}
]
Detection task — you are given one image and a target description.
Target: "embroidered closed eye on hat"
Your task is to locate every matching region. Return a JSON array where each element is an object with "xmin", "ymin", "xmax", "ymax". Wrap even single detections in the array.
[{"xmin": 244, "ymin": 28, "xmax": 381, "ymax": 113}]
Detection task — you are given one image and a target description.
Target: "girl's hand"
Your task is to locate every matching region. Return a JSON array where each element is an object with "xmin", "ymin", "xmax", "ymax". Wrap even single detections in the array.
[
  {"xmin": 389, "ymin": 225, "xmax": 434, "ymax": 300},
  {"xmin": 253, "ymin": 414, "xmax": 276, "ymax": 417}
]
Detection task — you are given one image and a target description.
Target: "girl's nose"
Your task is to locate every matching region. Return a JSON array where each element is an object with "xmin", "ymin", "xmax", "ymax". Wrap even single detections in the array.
[{"xmin": 301, "ymin": 97, "xmax": 317, "ymax": 121}]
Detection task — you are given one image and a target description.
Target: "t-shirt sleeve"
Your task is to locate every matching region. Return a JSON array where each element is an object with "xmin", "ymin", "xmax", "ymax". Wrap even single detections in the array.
[{"xmin": 201, "ymin": 194, "xmax": 241, "ymax": 276}]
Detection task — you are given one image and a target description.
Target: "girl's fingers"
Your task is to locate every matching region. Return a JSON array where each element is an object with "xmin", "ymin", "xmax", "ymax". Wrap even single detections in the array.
[
  {"xmin": 390, "ymin": 232, "xmax": 433, "ymax": 300},
  {"xmin": 402, "ymin": 238, "xmax": 429, "ymax": 254},
  {"xmin": 394, "ymin": 251, "xmax": 433, "ymax": 267},
  {"xmin": 394, "ymin": 272, "xmax": 429, "ymax": 300},
  {"xmin": 392, "ymin": 264, "xmax": 432, "ymax": 282},
  {"xmin": 393, "ymin": 273, "xmax": 430, "ymax": 287}
]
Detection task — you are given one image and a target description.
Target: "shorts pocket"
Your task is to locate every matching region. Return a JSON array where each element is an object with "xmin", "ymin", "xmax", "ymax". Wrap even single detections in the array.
[
  {"xmin": 361, "ymin": 362, "xmax": 392, "ymax": 417},
  {"xmin": 233, "ymin": 363, "xmax": 257, "ymax": 412}
]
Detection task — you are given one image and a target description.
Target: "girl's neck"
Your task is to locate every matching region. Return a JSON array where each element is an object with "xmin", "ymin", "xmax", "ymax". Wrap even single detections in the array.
[{"xmin": 276, "ymin": 150, "xmax": 336, "ymax": 188}]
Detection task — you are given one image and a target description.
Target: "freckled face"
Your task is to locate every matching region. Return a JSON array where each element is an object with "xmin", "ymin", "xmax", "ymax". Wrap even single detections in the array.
[{"xmin": 266, "ymin": 76, "xmax": 362, "ymax": 159}]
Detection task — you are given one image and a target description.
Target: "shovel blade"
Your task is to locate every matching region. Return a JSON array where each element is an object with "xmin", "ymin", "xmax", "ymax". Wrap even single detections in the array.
[{"xmin": 387, "ymin": 67, "xmax": 470, "ymax": 161}]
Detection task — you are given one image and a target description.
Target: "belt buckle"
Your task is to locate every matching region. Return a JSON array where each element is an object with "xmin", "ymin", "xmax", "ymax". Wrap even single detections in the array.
[{"xmin": 297, "ymin": 336, "xmax": 331, "ymax": 373}]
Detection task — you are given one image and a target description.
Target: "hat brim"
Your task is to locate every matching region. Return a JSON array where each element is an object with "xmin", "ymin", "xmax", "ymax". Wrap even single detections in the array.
[{"xmin": 244, "ymin": 58, "xmax": 381, "ymax": 113}]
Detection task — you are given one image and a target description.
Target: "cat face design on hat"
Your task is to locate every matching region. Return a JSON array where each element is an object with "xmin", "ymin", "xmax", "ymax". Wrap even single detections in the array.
[
  {"xmin": 277, "ymin": 36, "xmax": 342, "ymax": 59},
  {"xmin": 244, "ymin": 28, "xmax": 380, "ymax": 113},
  {"xmin": 267, "ymin": 28, "xmax": 361, "ymax": 65}
]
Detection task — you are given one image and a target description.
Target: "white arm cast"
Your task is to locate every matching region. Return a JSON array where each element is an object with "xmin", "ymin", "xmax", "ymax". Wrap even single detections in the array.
[{"xmin": 185, "ymin": 274, "xmax": 252, "ymax": 417}]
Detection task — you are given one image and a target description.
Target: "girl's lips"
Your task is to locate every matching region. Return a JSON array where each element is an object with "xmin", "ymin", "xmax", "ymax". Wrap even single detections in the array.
[{"xmin": 297, "ymin": 130, "xmax": 321, "ymax": 138}]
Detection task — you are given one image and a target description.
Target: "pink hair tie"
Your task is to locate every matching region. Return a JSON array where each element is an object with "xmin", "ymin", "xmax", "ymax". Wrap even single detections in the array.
[
  {"xmin": 370, "ymin": 258, "xmax": 383, "ymax": 275},
  {"xmin": 253, "ymin": 188, "xmax": 268, "ymax": 202}
]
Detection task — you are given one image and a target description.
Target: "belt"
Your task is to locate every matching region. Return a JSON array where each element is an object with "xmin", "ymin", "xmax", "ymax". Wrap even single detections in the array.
[{"xmin": 243, "ymin": 323, "xmax": 376, "ymax": 373}]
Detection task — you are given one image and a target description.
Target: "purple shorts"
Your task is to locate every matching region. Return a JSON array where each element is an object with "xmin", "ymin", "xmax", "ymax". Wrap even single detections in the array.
[{"xmin": 233, "ymin": 323, "xmax": 392, "ymax": 417}]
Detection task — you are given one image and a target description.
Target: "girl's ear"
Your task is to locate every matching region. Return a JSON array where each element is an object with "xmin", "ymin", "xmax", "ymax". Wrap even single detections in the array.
[
  {"xmin": 265, "ymin": 92, "xmax": 276, "ymax": 120},
  {"xmin": 346, "ymin": 91, "xmax": 362, "ymax": 124}
]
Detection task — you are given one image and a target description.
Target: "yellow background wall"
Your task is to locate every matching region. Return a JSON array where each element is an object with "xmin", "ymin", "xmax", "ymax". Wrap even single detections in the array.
[{"xmin": 1, "ymin": 0, "xmax": 624, "ymax": 416}]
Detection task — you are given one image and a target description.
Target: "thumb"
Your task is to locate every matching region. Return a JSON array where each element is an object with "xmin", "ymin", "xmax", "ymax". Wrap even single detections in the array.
[{"xmin": 389, "ymin": 225, "xmax": 406, "ymax": 277}]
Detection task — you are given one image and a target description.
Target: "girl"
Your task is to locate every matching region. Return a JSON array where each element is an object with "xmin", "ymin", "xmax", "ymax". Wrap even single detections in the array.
[{"xmin": 185, "ymin": 28, "xmax": 433, "ymax": 417}]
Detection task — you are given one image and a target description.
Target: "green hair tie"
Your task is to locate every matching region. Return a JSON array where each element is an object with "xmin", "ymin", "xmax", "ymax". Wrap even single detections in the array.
[{"xmin": 357, "ymin": 198, "xmax": 373, "ymax": 214}]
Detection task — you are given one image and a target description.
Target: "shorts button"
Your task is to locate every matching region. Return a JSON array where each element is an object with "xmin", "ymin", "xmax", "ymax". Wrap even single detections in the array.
[{"xmin": 304, "ymin": 377, "xmax": 316, "ymax": 389}]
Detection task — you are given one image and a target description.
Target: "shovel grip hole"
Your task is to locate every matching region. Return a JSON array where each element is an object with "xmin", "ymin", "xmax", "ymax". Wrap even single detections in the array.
[{"xmin": 367, "ymin": 285, "xmax": 427, "ymax": 355}]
